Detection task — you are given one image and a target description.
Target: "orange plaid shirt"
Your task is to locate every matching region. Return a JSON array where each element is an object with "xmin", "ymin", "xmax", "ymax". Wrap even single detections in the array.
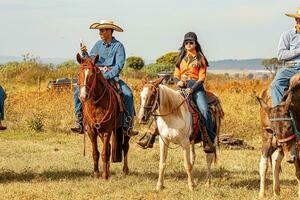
[{"xmin": 174, "ymin": 51, "xmax": 207, "ymax": 82}]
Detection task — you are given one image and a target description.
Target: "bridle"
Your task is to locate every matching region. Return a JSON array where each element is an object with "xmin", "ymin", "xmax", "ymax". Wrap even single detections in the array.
[
  {"xmin": 142, "ymin": 83, "xmax": 188, "ymax": 119},
  {"xmin": 78, "ymin": 63, "xmax": 105, "ymax": 101},
  {"xmin": 77, "ymin": 61, "xmax": 116, "ymax": 130},
  {"xmin": 142, "ymin": 83, "xmax": 160, "ymax": 116},
  {"xmin": 269, "ymin": 116, "xmax": 296, "ymax": 144}
]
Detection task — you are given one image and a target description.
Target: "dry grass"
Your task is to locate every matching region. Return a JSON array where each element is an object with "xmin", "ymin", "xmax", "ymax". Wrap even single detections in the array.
[{"xmin": 0, "ymin": 76, "xmax": 299, "ymax": 199}]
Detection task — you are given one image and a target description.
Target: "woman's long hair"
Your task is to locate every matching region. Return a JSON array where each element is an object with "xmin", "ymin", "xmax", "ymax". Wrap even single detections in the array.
[{"xmin": 175, "ymin": 40, "xmax": 209, "ymax": 68}]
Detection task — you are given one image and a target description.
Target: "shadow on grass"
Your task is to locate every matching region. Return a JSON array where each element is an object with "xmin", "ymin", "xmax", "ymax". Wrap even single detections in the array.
[{"xmin": 0, "ymin": 169, "xmax": 94, "ymax": 183}]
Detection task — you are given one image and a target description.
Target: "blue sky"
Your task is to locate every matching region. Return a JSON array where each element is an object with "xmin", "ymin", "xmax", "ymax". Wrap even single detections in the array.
[{"xmin": 0, "ymin": 0, "xmax": 299, "ymax": 61}]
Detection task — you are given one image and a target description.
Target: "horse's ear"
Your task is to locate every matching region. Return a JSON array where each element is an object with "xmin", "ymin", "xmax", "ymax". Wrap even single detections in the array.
[
  {"xmin": 256, "ymin": 96, "xmax": 270, "ymax": 115},
  {"xmin": 76, "ymin": 53, "xmax": 82, "ymax": 64},
  {"xmin": 153, "ymin": 77, "xmax": 165, "ymax": 86},
  {"xmin": 92, "ymin": 54, "xmax": 99, "ymax": 65},
  {"xmin": 142, "ymin": 77, "xmax": 148, "ymax": 85}
]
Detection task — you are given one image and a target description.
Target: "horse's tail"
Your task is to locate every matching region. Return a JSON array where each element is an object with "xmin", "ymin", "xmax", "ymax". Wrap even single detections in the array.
[
  {"xmin": 214, "ymin": 96, "xmax": 224, "ymax": 149},
  {"xmin": 111, "ymin": 127, "xmax": 123, "ymax": 163}
]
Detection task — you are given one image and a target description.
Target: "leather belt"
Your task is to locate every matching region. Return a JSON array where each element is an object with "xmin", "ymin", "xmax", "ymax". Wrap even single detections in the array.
[{"xmin": 285, "ymin": 61, "xmax": 300, "ymax": 67}]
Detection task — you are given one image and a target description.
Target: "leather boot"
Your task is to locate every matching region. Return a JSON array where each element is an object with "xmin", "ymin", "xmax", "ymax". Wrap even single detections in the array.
[
  {"xmin": 137, "ymin": 132, "xmax": 157, "ymax": 149},
  {"xmin": 71, "ymin": 123, "xmax": 83, "ymax": 134},
  {"xmin": 123, "ymin": 127, "xmax": 139, "ymax": 137},
  {"xmin": 71, "ymin": 115, "xmax": 83, "ymax": 134},
  {"xmin": 203, "ymin": 138, "xmax": 215, "ymax": 153},
  {"xmin": 0, "ymin": 125, "xmax": 6, "ymax": 131}
]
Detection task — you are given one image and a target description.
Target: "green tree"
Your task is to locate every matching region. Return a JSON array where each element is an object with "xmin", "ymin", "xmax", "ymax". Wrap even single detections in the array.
[
  {"xmin": 156, "ymin": 52, "xmax": 178, "ymax": 65},
  {"xmin": 125, "ymin": 56, "xmax": 145, "ymax": 70}
]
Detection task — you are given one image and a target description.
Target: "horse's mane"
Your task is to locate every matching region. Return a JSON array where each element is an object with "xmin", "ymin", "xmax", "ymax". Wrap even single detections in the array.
[
  {"xmin": 289, "ymin": 72, "xmax": 300, "ymax": 91},
  {"xmin": 158, "ymin": 85, "xmax": 185, "ymax": 118},
  {"xmin": 280, "ymin": 72, "xmax": 300, "ymax": 103}
]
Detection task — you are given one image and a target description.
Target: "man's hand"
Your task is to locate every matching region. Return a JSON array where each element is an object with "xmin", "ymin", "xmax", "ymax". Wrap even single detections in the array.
[
  {"xmin": 80, "ymin": 43, "xmax": 87, "ymax": 52},
  {"xmin": 99, "ymin": 66, "xmax": 109, "ymax": 72}
]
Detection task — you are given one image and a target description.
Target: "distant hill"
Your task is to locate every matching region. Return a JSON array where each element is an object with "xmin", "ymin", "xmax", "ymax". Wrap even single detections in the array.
[
  {"xmin": 0, "ymin": 55, "xmax": 265, "ymax": 70},
  {"xmin": 209, "ymin": 58, "xmax": 265, "ymax": 70}
]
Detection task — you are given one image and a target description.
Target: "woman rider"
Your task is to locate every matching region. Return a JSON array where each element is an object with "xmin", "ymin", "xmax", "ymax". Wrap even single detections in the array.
[{"xmin": 137, "ymin": 32, "xmax": 216, "ymax": 153}]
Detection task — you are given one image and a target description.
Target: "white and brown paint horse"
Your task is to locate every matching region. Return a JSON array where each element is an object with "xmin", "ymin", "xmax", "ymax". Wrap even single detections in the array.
[
  {"xmin": 257, "ymin": 73, "xmax": 300, "ymax": 197},
  {"xmin": 138, "ymin": 77, "xmax": 223, "ymax": 191}
]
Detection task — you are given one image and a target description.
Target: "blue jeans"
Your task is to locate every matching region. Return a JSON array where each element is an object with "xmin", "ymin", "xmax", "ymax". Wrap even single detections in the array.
[
  {"xmin": 74, "ymin": 79, "xmax": 135, "ymax": 128},
  {"xmin": 270, "ymin": 65, "xmax": 300, "ymax": 107},
  {"xmin": 0, "ymin": 86, "xmax": 4, "ymax": 120},
  {"xmin": 187, "ymin": 80, "xmax": 216, "ymax": 141}
]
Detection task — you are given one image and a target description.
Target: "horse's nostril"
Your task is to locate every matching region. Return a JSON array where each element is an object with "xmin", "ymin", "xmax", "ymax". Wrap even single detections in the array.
[
  {"xmin": 142, "ymin": 115, "xmax": 147, "ymax": 121},
  {"xmin": 287, "ymin": 155, "xmax": 296, "ymax": 164}
]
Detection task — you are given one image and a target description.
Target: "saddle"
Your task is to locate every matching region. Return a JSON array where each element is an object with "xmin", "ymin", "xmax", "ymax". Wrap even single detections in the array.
[
  {"xmin": 108, "ymin": 80, "xmax": 125, "ymax": 113},
  {"xmin": 180, "ymin": 91, "xmax": 223, "ymax": 143}
]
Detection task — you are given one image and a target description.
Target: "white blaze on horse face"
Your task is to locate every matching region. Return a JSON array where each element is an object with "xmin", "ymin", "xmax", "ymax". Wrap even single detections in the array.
[
  {"xmin": 138, "ymin": 87, "xmax": 149, "ymax": 122},
  {"xmin": 80, "ymin": 69, "xmax": 89, "ymax": 100}
]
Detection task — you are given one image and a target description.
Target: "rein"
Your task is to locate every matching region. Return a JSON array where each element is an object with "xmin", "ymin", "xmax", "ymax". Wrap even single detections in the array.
[
  {"xmin": 269, "ymin": 116, "xmax": 296, "ymax": 144},
  {"xmin": 78, "ymin": 64, "xmax": 117, "ymax": 131},
  {"xmin": 145, "ymin": 84, "xmax": 188, "ymax": 117}
]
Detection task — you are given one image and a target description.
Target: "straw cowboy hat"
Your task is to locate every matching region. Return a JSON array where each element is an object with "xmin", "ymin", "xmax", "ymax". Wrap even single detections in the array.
[
  {"xmin": 89, "ymin": 20, "xmax": 123, "ymax": 32},
  {"xmin": 285, "ymin": 8, "xmax": 300, "ymax": 19}
]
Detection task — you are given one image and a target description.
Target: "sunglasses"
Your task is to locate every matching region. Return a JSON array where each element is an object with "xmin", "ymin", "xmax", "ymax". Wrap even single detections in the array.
[{"xmin": 184, "ymin": 41, "xmax": 195, "ymax": 45}]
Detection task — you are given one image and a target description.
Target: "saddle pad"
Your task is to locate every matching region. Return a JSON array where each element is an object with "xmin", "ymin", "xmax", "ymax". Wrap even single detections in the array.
[{"xmin": 180, "ymin": 91, "xmax": 202, "ymax": 143}]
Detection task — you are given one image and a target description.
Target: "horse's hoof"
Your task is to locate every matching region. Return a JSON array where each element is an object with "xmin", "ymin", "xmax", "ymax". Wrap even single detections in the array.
[
  {"xmin": 92, "ymin": 172, "xmax": 100, "ymax": 178},
  {"xmin": 258, "ymin": 192, "xmax": 265, "ymax": 199},
  {"xmin": 102, "ymin": 173, "xmax": 109, "ymax": 180},
  {"xmin": 204, "ymin": 181, "xmax": 211, "ymax": 187},
  {"xmin": 123, "ymin": 167, "xmax": 129, "ymax": 175},
  {"xmin": 156, "ymin": 184, "xmax": 164, "ymax": 191},
  {"xmin": 189, "ymin": 184, "xmax": 194, "ymax": 191}
]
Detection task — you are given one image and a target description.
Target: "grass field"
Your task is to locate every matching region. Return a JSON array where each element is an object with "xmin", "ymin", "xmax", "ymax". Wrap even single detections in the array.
[{"xmin": 0, "ymin": 75, "xmax": 299, "ymax": 199}]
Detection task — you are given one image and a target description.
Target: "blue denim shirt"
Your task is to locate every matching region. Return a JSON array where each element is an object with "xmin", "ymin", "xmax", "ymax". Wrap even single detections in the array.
[{"xmin": 88, "ymin": 37, "xmax": 125, "ymax": 81}]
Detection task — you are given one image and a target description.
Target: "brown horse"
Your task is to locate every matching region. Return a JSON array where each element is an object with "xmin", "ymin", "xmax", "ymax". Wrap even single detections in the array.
[
  {"xmin": 257, "ymin": 73, "xmax": 300, "ymax": 197},
  {"xmin": 76, "ymin": 53, "xmax": 130, "ymax": 179}
]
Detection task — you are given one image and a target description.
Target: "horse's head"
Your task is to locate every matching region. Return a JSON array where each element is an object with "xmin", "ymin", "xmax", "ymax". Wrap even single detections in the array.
[
  {"xmin": 76, "ymin": 53, "xmax": 99, "ymax": 102},
  {"xmin": 257, "ymin": 93, "xmax": 297, "ymax": 163},
  {"xmin": 138, "ymin": 77, "xmax": 164, "ymax": 124}
]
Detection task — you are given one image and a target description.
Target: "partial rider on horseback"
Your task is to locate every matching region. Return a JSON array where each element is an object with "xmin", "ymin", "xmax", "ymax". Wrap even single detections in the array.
[
  {"xmin": 137, "ymin": 32, "xmax": 218, "ymax": 153},
  {"xmin": 71, "ymin": 20, "xmax": 139, "ymax": 137}
]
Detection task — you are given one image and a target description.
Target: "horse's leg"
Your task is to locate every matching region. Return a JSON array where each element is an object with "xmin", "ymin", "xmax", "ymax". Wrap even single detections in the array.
[
  {"xmin": 182, "ymin": 139, "xmax": 195, "ymax": 191},
  {"xmin": 295, "ymin": 156, "xmax": 300, "ymax": 197},
  {"xmin": 272, "ymin": 149, "xmax": 283, "ymax": 197},
  {"xmin": 156, "ymin": 136, "xmax": 169, "ymax": 191},
  {"xmin": 123, "ymin": 134, "xmax": 130, "ymax": 175},
  {"xmin": 101, "ymin": 132, "xmax": 111, "ymax": 180},
  {"xmin": 204, "ymin": 152, "xmax": 214, "ymax": 187},
  {"xmin": 259, "ymin": 154, "xmax": 269, "ymax": 198},
  {"xmin": 88, "ymin": 131, "xmax": 100, "ymax": 178},
  {"xmin": 190, "ymin": 142, "xmax": 196, "ymax": 167}
]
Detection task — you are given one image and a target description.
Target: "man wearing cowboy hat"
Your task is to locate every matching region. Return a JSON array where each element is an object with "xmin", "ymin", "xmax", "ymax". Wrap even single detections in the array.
[
  {"xmin": 270, "ymin": 8, "xmax": 300, "ymax": 149},
  {"xmin": 71, "ymin": 20, "xmax": 138, "ymax": 136},
  {"xmin": 271, "ymin": 8, "xmax": 300, "ymax": 107}
]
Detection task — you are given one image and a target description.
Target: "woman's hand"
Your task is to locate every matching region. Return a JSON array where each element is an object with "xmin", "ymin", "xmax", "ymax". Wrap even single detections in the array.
[
  {"xmin": 177, "ymin": 81, "xmax": 185, "ymax": 87},
  {"xmin": 186, "ymin": 88, "xmax": 192, "ymax": 95}
]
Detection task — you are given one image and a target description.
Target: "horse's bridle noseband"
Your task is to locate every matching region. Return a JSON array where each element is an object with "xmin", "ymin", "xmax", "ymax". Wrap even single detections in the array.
[
  {"xmin": 269, "ymin": 116, "xmax": 296, "ymax": 144},
  {"xmin": 143, "ymin": 84, "xmax": 160, "ymax": 111}
]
